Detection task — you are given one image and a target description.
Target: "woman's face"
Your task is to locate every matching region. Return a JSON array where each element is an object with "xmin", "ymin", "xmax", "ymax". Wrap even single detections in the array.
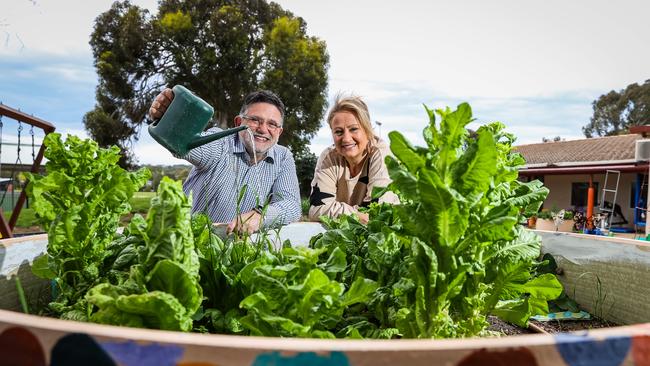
[{"xmin": 330, "ymin": 111, "xmax": 369, "ymax": 165}]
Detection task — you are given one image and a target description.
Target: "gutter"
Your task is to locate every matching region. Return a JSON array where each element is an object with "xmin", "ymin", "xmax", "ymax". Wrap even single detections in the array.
[{"xmin": 519, "ymin": 163, "xmax": 649, "ymax": 176}]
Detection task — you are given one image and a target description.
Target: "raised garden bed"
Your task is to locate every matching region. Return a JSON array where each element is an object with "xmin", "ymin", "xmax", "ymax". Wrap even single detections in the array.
[{"xmin": 2, "ymin": 227, "xmax": 650, "ymax": 365}]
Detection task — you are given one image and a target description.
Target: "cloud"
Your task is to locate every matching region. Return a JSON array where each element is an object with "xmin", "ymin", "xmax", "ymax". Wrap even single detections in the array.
[
  {"xmin": 1, "ymin": 0, "xmax": 158, "ymax": 56},
  {"xmin": 314, "ymin": 79, "xmax": 599, "ymax": 153},
  {"xmin": 131, "ymin": 133, "xmax": 189, "ymax": 166},
  {"xmin": 3, "ymin": 0, "xmax": 648, "ymax": 165}
]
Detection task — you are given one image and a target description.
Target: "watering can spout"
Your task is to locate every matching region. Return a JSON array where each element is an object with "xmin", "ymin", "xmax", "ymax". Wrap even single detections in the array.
[
  {"xmin": 148, "ymin": 85, "xmax": 247, "ymax": 156},
  {"xmin": 187, "ymin": 125, "xmax": 248, "ymax": 150}
]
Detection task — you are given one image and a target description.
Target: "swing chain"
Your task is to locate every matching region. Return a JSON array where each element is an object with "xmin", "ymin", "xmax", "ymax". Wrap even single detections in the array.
[
  {"xmin": 16, "ymin": 121, "xmax": 22, "ymax": 165},
  {"xmin": 30, "ymin": 125, "xmax": 35, "ymax": 162}
]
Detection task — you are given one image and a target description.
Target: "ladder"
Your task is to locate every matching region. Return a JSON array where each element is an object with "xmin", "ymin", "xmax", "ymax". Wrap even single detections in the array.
[{"xmin": 598, "ymin": 170, "xmax": 621, "ymax": 231}]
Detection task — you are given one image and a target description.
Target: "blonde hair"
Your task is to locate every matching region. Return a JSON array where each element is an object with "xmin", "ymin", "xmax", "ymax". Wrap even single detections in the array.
[{"xmin": 327, "ymin": 94, "xmax": 377, "ymax": 146}]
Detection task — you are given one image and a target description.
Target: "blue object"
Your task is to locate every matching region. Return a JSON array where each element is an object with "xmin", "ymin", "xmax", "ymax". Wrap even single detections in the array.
[
  {"xmin": 634, "ymin": 173, "xmax": 647, "ymax": 227},
  {"xmin": 555, "ymin": 333, "xmax": 631, "ymax": 366},
  {"xmin": 583, "ymin": 228, "xmax": 605, "ymax": 235},
  {"xmin": 609, "ymin": 227, "xmax": 634, "ymax": 233}
]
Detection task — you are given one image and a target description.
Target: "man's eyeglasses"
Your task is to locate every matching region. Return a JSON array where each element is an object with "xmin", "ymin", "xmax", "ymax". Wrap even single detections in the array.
[{"xmin": 240, "ymin": 115, "xmax": 282, "ymax": 131}]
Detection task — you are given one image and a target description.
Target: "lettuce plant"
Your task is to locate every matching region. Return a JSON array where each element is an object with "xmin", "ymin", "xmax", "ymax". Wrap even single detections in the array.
[
  {"xmin": 84, "ymin": 178, "xmax": 202, "ymax": 331},
  {"xmin": 27, "ymin": 133, "xmax": 150, "ymax": 318}
]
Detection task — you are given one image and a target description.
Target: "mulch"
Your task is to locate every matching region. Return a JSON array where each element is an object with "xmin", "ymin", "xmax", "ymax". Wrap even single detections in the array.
[{"xmin": 487, "ymin": 315, "xmax": 617, "ymax": 335}]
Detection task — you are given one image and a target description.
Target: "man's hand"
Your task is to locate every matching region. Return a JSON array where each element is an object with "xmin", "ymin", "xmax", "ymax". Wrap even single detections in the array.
[
  {"xmin": 227, "ymin": 210, "xmax": 262, "ymax": 235},
  {"xmin": 357, "ymin": 212, "xmax": 369, "ymax": 225},
  {"xmin": 148, "ymin": 88, "xmax": 174, "ymax": 120}
]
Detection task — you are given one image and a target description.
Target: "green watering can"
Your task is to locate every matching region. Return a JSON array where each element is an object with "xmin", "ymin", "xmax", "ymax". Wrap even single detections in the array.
[{"xmin": 148, "ymin": 85, "xmax": 247, "ymax": 156}]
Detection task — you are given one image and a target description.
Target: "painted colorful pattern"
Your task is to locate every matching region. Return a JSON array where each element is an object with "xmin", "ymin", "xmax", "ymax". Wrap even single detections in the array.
[
  {"xmin": 251, "ymin": 351, "xmax": 350, "ymax": 366},
  {"xmin": 6, "ymin": 323, "xmax": 650, "ymax": 365},
  {"xmin": 554, "ymin": 333, "xmax": 631, "ymax": 366},
  {"xmin": 100, "ymin": 340, "xmax": 184, "ymax": 366}
]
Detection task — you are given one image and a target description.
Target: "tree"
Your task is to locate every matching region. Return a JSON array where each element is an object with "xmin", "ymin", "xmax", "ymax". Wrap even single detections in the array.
[
  {"xmin": 293, "ymin": 150, "xmax": 317, "ymax": 198},
  {"xmin": 84, "ymin": 0, "xmax": 329, "ymax": 166},
  {"xmin": 583, "ymin": 79, "xmax": 650, "ymax": 137}
]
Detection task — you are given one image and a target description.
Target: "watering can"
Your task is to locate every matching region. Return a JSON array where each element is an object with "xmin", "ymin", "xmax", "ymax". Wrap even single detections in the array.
[{"xmin": 148, "ymin": 85, "xmax": 248, "ymax": 156}]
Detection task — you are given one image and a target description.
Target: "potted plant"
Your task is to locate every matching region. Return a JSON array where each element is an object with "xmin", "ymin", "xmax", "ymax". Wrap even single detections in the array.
[
  {"xmin": 557, "ymin": 209, "xmax": 575, "ymax": 232},
  {"xmin": 535, "ymin": 209, "xmax": 556, "ymax": 231},
  {"xmin": 534, "ymin": 209, "xmax": 575, "ymax": 232},
  {"xmin": 527, "ymin": 215, "xmax": 537, "ymax": 229}
]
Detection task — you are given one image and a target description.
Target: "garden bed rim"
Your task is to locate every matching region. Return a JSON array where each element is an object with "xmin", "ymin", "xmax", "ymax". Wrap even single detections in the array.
[{"xmin": 2, "ymin": 309, "xmax": 649, "ymax": 352}]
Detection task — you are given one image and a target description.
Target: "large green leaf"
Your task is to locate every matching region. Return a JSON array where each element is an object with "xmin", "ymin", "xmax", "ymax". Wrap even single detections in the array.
[
  {"xmin": 436, "ymin": 103, "xmax": 473, "ymax": 176},
  {"xmin": 146, "ymin": 259, "xmax": 202, "ymax": 314},
  {"xmin": 475, "ymin": 204, "xmax": 519, "ymax": 243},
  {"xmin": 505, "ymin": 180, "xmax": 550, "ymax": 216},
  {"xmin": 491, "ymin": 298, "xmax": 530, "ymax": 327},
  {"xmin": 31, "ymin": 254, "xmax": 55, "ymax": 279},
  {"xmin": 342, "ymin": 277, "xmax": 379, "ymax": 307},
  {"xmin": 388, "ymin": 131, "xmax": 425, "ymax": 173},
  {"xmin": 417, "ymin": 170, "xmax": 467, "ymax": 246},
  {"xmin": 115, "ymin": 291, "xmax": 193, "ymax": 331},
  {"xmin": 450, "ymin": 128, "xmax": 497, "ymax": 197}
]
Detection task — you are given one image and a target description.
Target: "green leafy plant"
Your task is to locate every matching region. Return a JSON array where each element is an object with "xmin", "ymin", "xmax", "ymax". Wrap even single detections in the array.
[
  {"xmin": 563, "ymin": 210, "xmax": 575, "ymax": 220},
  {"xmin": 25, "ymin": 104, "xmax": 564, "ymax": 339},
  {"xmin": 84, "ymin": 177, "xmax": 202, "ymax": 331},
  {"xmin": 312, "ymin": 103, "xmax": 563, "ymax": 338},
  {"xmin": 26, "ymin": 133, "xmax": 150, "ymax": 318}
]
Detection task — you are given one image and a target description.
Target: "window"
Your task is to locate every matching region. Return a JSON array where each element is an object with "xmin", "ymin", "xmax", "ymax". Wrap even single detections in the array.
[{"xmin": 571, "ymin": 182, "xmax": 599, "ymax": 207}]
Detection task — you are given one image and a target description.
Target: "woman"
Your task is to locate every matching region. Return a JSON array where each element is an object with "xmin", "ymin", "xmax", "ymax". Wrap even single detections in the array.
[{"xmin": 308, "ymin": 94, "xmax": 399, "ymax": 224}]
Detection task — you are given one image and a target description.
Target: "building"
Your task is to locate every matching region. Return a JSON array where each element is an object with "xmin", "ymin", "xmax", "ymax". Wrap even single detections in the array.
[{"xmin": 515, "ymin": 127, "xmax": 650, "ymax": 232}]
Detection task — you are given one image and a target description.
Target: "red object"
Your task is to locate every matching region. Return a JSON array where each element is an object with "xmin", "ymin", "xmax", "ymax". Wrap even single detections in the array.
[{"xmin": 586, "ymin": 176, "xmax": 595, "ymax": 230}]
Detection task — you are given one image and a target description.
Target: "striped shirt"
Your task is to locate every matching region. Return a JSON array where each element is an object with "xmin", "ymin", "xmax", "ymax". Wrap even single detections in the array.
[{"xmin": 182, "ymin": 127, "xmax": 301, "ymax": 227}]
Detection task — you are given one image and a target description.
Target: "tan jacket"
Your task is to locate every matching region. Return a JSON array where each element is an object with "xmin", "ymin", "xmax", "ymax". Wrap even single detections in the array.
[{"xmin": 308, "ymin": 138, "xmax": 399, "ymax": 221}]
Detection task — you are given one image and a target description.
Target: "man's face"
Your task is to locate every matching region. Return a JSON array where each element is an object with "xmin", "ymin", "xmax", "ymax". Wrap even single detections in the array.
[{"xmin": 235, "ymin": 102, "xmax": 283, "ymax": 157}]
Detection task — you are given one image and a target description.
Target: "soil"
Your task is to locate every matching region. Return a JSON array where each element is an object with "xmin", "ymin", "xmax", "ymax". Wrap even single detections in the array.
[
  {"xmin": 487, "ymin": 315, "xmax": 618, "ymax": 335},
  {"xmin": 10, "ymin": 226, "xmax": 44, "ymax": 236}
]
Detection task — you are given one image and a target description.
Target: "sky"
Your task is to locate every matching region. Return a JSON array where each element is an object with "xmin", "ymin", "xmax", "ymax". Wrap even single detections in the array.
[{"xmin": 1, "ymin": 0, "xmax": 649, "ymax": 165}]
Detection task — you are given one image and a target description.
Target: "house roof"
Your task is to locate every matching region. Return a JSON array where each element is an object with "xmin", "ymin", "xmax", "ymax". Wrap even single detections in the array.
[{"xmin": 514, "ymin": 134, "xmax": 643, "ymax": 165}]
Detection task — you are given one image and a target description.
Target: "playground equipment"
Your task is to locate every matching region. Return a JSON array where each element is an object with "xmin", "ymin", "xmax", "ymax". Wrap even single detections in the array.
[{"xmin": 0, "ymin": 103, "xmax": 55, "ymax": 238}]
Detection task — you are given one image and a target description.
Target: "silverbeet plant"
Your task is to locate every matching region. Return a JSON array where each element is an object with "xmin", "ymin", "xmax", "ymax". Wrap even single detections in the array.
[{"xmin": 312, "ymin": 103, "xmax": 562, "ymax": 338}]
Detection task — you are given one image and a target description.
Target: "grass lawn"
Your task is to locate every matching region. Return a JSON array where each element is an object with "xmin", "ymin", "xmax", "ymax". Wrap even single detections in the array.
[
  {"xmin": 3, "ymin": 207, "xmax": 39, "ymax": 228},
  {"xmin": 131, "ymin": 191, "xmax": 155, "ymax": 214},
  {"xmin": 7, "ymin": 192, "xmax": 305, "ymax": 230},
  {"xmin": 4, "ymin": 192, "xmax": 158, "ymax": 231}
]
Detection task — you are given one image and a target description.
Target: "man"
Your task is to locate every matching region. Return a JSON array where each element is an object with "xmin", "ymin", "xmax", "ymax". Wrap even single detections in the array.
[{"xmin": 149, "ymin": 88, "xmax": 301, "ymax": 233}]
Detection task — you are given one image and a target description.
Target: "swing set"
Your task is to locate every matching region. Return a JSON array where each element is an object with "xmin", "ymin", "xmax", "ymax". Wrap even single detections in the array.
[{"xmin": 0, "ymin": 103, "xmax": 56, "ymax": 238}]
